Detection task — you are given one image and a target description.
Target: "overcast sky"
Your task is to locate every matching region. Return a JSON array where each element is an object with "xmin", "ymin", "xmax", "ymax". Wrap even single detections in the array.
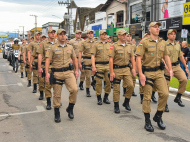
[{"xmin": 0, "ymin": 0, "xmax": 107, "ymax": 33}]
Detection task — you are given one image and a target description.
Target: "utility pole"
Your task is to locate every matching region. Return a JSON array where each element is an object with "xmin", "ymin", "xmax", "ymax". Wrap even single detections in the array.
[
  {"xmin": 58, "ymin": 0, "xmax": 72, "ymax": 38},
  {"xmin": 30, "ymin": 15, "xmax": 38, "ymax": 33},
  {"xmin": 142, "ymin": 0, "xmax": 146, "ymax": 37},
  {"xmin": 19, "ymin": 26, "xmax": 24, "ymax": 39}
]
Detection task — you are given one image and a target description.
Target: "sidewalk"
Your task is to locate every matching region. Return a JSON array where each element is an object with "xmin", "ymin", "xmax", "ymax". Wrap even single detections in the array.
[{"xmin": 135, "ymin": 79, "xmax": 190, "ymax": 98}]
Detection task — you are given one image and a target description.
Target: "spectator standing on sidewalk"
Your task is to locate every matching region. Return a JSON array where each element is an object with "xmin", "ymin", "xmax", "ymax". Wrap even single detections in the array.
[{"xmin": 180, "ymin": 41, "xmax": 189, "ymax": 78}]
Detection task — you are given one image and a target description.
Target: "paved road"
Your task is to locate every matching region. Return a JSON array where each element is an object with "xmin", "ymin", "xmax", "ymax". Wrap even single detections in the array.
[{"xmin": 0, "ymin": 53, "xmax": 190, "ymax": 142}]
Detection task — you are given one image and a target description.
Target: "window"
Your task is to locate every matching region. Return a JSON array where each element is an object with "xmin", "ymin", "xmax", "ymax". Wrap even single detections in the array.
[{"xmin": 130, "ymin": 3, "xmax": 142, "ymax": 24}]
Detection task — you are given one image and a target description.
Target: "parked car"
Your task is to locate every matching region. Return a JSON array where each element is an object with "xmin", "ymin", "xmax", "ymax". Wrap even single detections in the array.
[{"xmin": 3, "ymin": 41, "xmax": 13, "ymax": 59}]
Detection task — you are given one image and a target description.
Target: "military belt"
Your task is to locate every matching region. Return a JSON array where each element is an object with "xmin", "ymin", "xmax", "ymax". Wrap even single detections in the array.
[
  {"xmin": 35, "ymin": 57, "xmax": 38, "ymax": 59},
  {"xmin": 95, "ymin": 61, "xmax": 109, "ymax": 65},
  {"xmin": 142, "ymin": 66, "xmax": 163, "ymax": 72},
  {"xmin": 52, "ymin": 67, "xmax": 71, "ymax": 72},
  {"xmin": 172, "ymin": 61, "xmax": 179, "ymax": 66},
  {"xmin": 113, "ymin": 64, "xmax": 130, "ymax": 69},
  {"xmin": 82, "ymin": 56, "xmax": 91, "ymax": 59}
]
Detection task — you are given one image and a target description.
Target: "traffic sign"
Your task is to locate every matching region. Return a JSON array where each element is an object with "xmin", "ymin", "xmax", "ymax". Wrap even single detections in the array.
[{"xmin": 183, "ymin": 2, "xmax": 190, "ymax": 25}]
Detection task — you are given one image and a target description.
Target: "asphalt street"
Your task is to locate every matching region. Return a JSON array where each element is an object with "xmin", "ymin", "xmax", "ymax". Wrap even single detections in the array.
[{"xmin": 0, "ymin": 53, "xmax": 190, "ymax": 142}]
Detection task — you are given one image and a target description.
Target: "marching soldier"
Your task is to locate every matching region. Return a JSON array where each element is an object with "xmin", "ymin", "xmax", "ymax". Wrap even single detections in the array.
[
  {"xmin": 79, "ymin": 30, "xmax": 95, "ymax": 97},
  {"xmin": 23, "ymin": 37, "xmax": 34, "ymax": 87},
  {"xmin": 125, "ymin": 33, "xmax": 137, "ymax": 97},
  {"xmin": 164, "ymin": 29, "xmax": 188, "ymax": 111},
  {"xmin": 28, "ymin": 32, "xmax": 41, "ymax": 93},
  {"xmin": 40, "ymin": 34, "xmax": 47, "ymax": 41},
  {"xmin": 18, "ymin": 39, "xmax": 27, "ymax": 78},
  {"xmin": 136, "ymin": 22, "xmax": 173, "ymax": 132},
  {"xmin": 109, "ymin": 29, "xmax": 136, "ymax": 113},
  {"xmin": 91, "ymin": 30, "xmax": 111, "ymax": 105},
  {"xmin": 37, "ymin": 29, "xmax": 57, "ymax": 110},
  {"xmin": 69, "ymin": 30, "xmax": 85, "ymax": 90},
  {"xmin": 45, "ymin": 29, "xmax": 79, "ymax": 123}
]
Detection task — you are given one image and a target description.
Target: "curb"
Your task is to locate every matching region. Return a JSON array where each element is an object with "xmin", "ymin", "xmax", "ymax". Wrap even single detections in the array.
[{"xmin": 135, "ymin": 79, "xmax": 190, "ymax": 98}]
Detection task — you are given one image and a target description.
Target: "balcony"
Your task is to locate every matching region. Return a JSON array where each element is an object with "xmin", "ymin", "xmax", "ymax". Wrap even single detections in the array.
[{"xmin": 116, "ymin": 22, "xmax": 124, "ymax": 28}]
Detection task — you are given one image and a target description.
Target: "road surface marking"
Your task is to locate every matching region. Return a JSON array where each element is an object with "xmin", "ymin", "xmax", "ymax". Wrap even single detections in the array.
[
  {"xmin": 17, "ymin": 83, "xmax": 23, "ymax": 86},
  {"xmin": 0, "ymin": 83, "xmax": 23, "ymax": 87},
  {"xmin": 0, "ymin": 106, "xmax": 45, "ymax": 117}
]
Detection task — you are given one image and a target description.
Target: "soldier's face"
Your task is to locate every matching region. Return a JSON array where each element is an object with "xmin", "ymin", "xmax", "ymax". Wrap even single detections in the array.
[
  {"xmin": 48, "ymin": 31, "xmax": 55, "ymax": 39},
  {"xmin": 149, "ymin": 25, "xmax": 160, "ymax": 36},
  {"xmin": 30, "ymin": 38, "xmax": 34, "ymax": 42},
  {"xmin": 118, "ymin": 33, "xmax": 126, "ymax": 42},
  {"xmin": 75, "ymin": 33, "xmax": 81, "ymax": 39},
  {"xmin": 100, "ymin": 33, "xmax": 107, "ymax": 40},
  {"xmin": 22, "ymin": 39, "xmax": 26, "ymax": 44},
  {"xmin": 107, "ymin": 38, "xmax": 111, "ymax": 42},
  {"xmin": 58, "ymin": 32, "xmax": 66, "ymax": 42},
  {"xmin": 87, "ymin": 32, "xmax": 93, "ymax": 39},
  {"xmin": 42, "ymin": 37, "xmax": 46, "ymax": 41},
  {"xmin": 167, "ymin": 32, "xmax": 176, "ymax": 41},
  {"xmin": 35, "ymin": 34, "xmax": 41, "ymax": 40},
  {"xmin": 126, "ymin": 35, "xmax": 132, "ymax": 42}
]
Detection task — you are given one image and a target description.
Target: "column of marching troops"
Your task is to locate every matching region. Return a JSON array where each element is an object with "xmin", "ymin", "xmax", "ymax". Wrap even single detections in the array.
[{"xmin": 16, "ymin": 22, "xmax": 189, "ymax": 132}]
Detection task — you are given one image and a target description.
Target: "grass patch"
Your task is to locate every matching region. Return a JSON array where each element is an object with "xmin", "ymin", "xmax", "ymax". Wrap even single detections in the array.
[{"xmin": 170, "ymin": 77, "xmax": 190, "ymax": 92}]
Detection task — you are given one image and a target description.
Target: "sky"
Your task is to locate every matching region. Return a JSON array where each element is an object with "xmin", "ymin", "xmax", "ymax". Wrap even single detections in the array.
[{"xmin": 0, "ymin": 0, "xmax": 107, "ymax": 33}]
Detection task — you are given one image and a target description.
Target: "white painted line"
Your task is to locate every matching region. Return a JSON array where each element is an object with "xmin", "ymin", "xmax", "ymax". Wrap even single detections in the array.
[
  {"xmin": 0, "ymin": 106, "xmax": 45, "ymax": 117},
  {"xmin": 8, "ymin": 71, "xmax": 11, "ymax": 73},
  {"xmin": 0, "ymin": 84, "xmax": 18, "ymax": 87},
  {"xmin": 22, "ymin": 79, "xmax": 27, "ymax": 83},
  {"xmin": 17, "ymin": 83, "xmax": 23, "ymax": 86}
]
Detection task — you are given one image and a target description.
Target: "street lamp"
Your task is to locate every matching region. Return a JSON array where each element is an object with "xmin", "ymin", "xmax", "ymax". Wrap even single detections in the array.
[
  {"xmin": 30, "ymin": 15, "xmax": 38, "ymax": 33},
  {"xmin": 19, "ymin": 26, "xmax": 24, "ymax": 39},
  {"xmin": 52, "ymin": 15, "xmax": 62, "ymax": 19}
]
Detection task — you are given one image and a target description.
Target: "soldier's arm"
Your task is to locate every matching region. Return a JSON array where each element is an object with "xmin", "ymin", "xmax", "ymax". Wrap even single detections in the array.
[
  {"xmin": 45, "ymin": 58, "xmax": 51, "ymax": 75},
  {"xmin": 91, "ymin": 44, "xmax": 97, "ymax": 70},
  {"xmin": 109, "ymin": 57, "xmax": 114, "ymax": 81},
  {"xmin": 78, "ymin": 51, "xmax": 82, "ymax": 70},
  {"xmin": 136, "ymin": 56, "xmax": 143, "ymax": 75}
]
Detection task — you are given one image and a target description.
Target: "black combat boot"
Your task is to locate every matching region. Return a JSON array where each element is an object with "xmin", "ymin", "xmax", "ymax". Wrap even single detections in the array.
[
  {"xmin": 144, "ymin": 113, "xmax": 154, "ymax": 132},
  {"xmin": 25, "ymin": 71, "xmax": 27, "ymax": 77},
  {"xmin": 54, "ymin": 108, "xmax": 61, "ymax": 123},
  {"xmin": 46, "ymin": 97, "xmax": 51, "ymax": 110},
  {"xmin": 103, "ymin": 93, "xmax": 110, "ymax": 104},
  {"xmin": 21, "ymin": 72, "xmax": 23, "ymax": 78},
  {"xmin": 27, "ymin": 80, "xmax": 31, "ymax": 87},
  {"xmin": 39, "ymin": 91, "xmax": 44, "ymax": 100},
  {"xmin": 140, "ymin": 94, "xmax": 144, "ymax": 104},
  {"xmin": 122, "ymin": 98, "xmax": 131, "ymax": 111},
  {"xmin": 32, "ymin": 84, "xmax": 37, "ymax": 93},
  {"xmin": 79, "ymin": 81, "xmax": 84, "ymax": 90},
  {"xmin": 86, "ymin": 88, "xmax": 91, "ymax": 97},
  {"xmin": 66, "ymin": 103, "xmax": 75, "ymax": 119},
  {"xmin": 164, "ymin": 104, "xmax": 169, "ymax": 112},
  {"xmin": 153, "ymin": 111, "xmax": 166, "ymax": 130},
  {"xmin": 123, "ymin": 87, "xmax": 126, "ymax": 96},
  {"xmin": 97, "ymin": 95, "xmax": 102, "ymax": 105},
  {"xmin": 132, "ymin": 91, "xmax": 137, "ymax": 96},
  {"xmin": 174, "ymin": 93, "xmax": 185, "ymax": 107},
  {"xmin": 151, "ymin": 91, "xmax": 157, "ymax": 103},
  {"xmin": 114, "ymin": 102, "xmax": 120, "ymax": 114}
]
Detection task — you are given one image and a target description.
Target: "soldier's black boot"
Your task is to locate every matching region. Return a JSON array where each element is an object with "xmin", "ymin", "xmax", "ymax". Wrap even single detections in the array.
[
  {"xmin": 151, "ymin": 91, "xmax": 157, "ymax": 103},
  {"xmin": 39, "ymin": 91, "xmax": 44, "ymax": 100},
  {"xmin": 79, "ymin": 81, "xmax": 84, "ymax": 90},
  {"xmin": 122, "ymin": 98, "xmax": 131, "ymax": 111},
  {"xmin": 174, "ymin": 93, "xmax": 185, "ymax": 107},
  {"xmin": 66, "ymin": 103, "xmax": 75, "ymax": 119},
  {"xmin": 86, "ymin": 88, "xmax": 91, "ymax": 97},
  {"xmin": 103, "ymin": 81, "xmax": 106, "ymax": 89},
  {"xmin": 123, "ymin": 87, "xmax": 126, "ymax": 96},
  {"xmin": 32, "ymin": 84, "xmax": 37, "ymax": 93},
  {"xmin": 27, "ymin": 80, "xmax": 31, "ymax": 87},
  {"xmin": 97, "ymin": 95, "xmax": 102, "ymax": 105},
  {"xmin": 153, "ymin": 111, "xmax": 166, "ymax": 130},
  {"xmin": 54, "ymin": 108, "xmax": 61, "ymax": 123},
  {"xmin": 103, "ymin": 93, "xmax": 110, "ymax": 104},
  {"xmin": 164, "ymin": 104, "xmax": 169, "ymax": 112},
  {"xmin": 25, "ymin": 71, "xmax": 27, "ymax": 77},
  {"xmin": 114, "ymin": 102, "xmax": 120, "ymax": 114},
  {"xmin": 140, "ymin": 94, "xmax": 144, "ymax": 104},
  {"xmin": 132, "ymin": 91, "xmax": 137, "ymax": 96},
  {"xmin": 21, "ymin": 72, "xmax": 23, "ymax": 78},
  {"xmin": 144, "ymin": 113, "xmax": 154, "ymax": 132},
  {"xmin": 46, "ymin": 97, "xmax": 51, "ymax": 110}
]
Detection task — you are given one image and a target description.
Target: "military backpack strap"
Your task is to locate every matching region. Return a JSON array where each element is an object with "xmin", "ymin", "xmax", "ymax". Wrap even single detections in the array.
[
  {"xmin": 113, "ymin": 78, "xmax": 121, "ymax": 84},
  {"xmin": 164, "ymin": 74, "xmax": 170, "ymax": 81},
  {"xmin": 145, "ymin": 77, "xmax": 155, "ymax": 87}
]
